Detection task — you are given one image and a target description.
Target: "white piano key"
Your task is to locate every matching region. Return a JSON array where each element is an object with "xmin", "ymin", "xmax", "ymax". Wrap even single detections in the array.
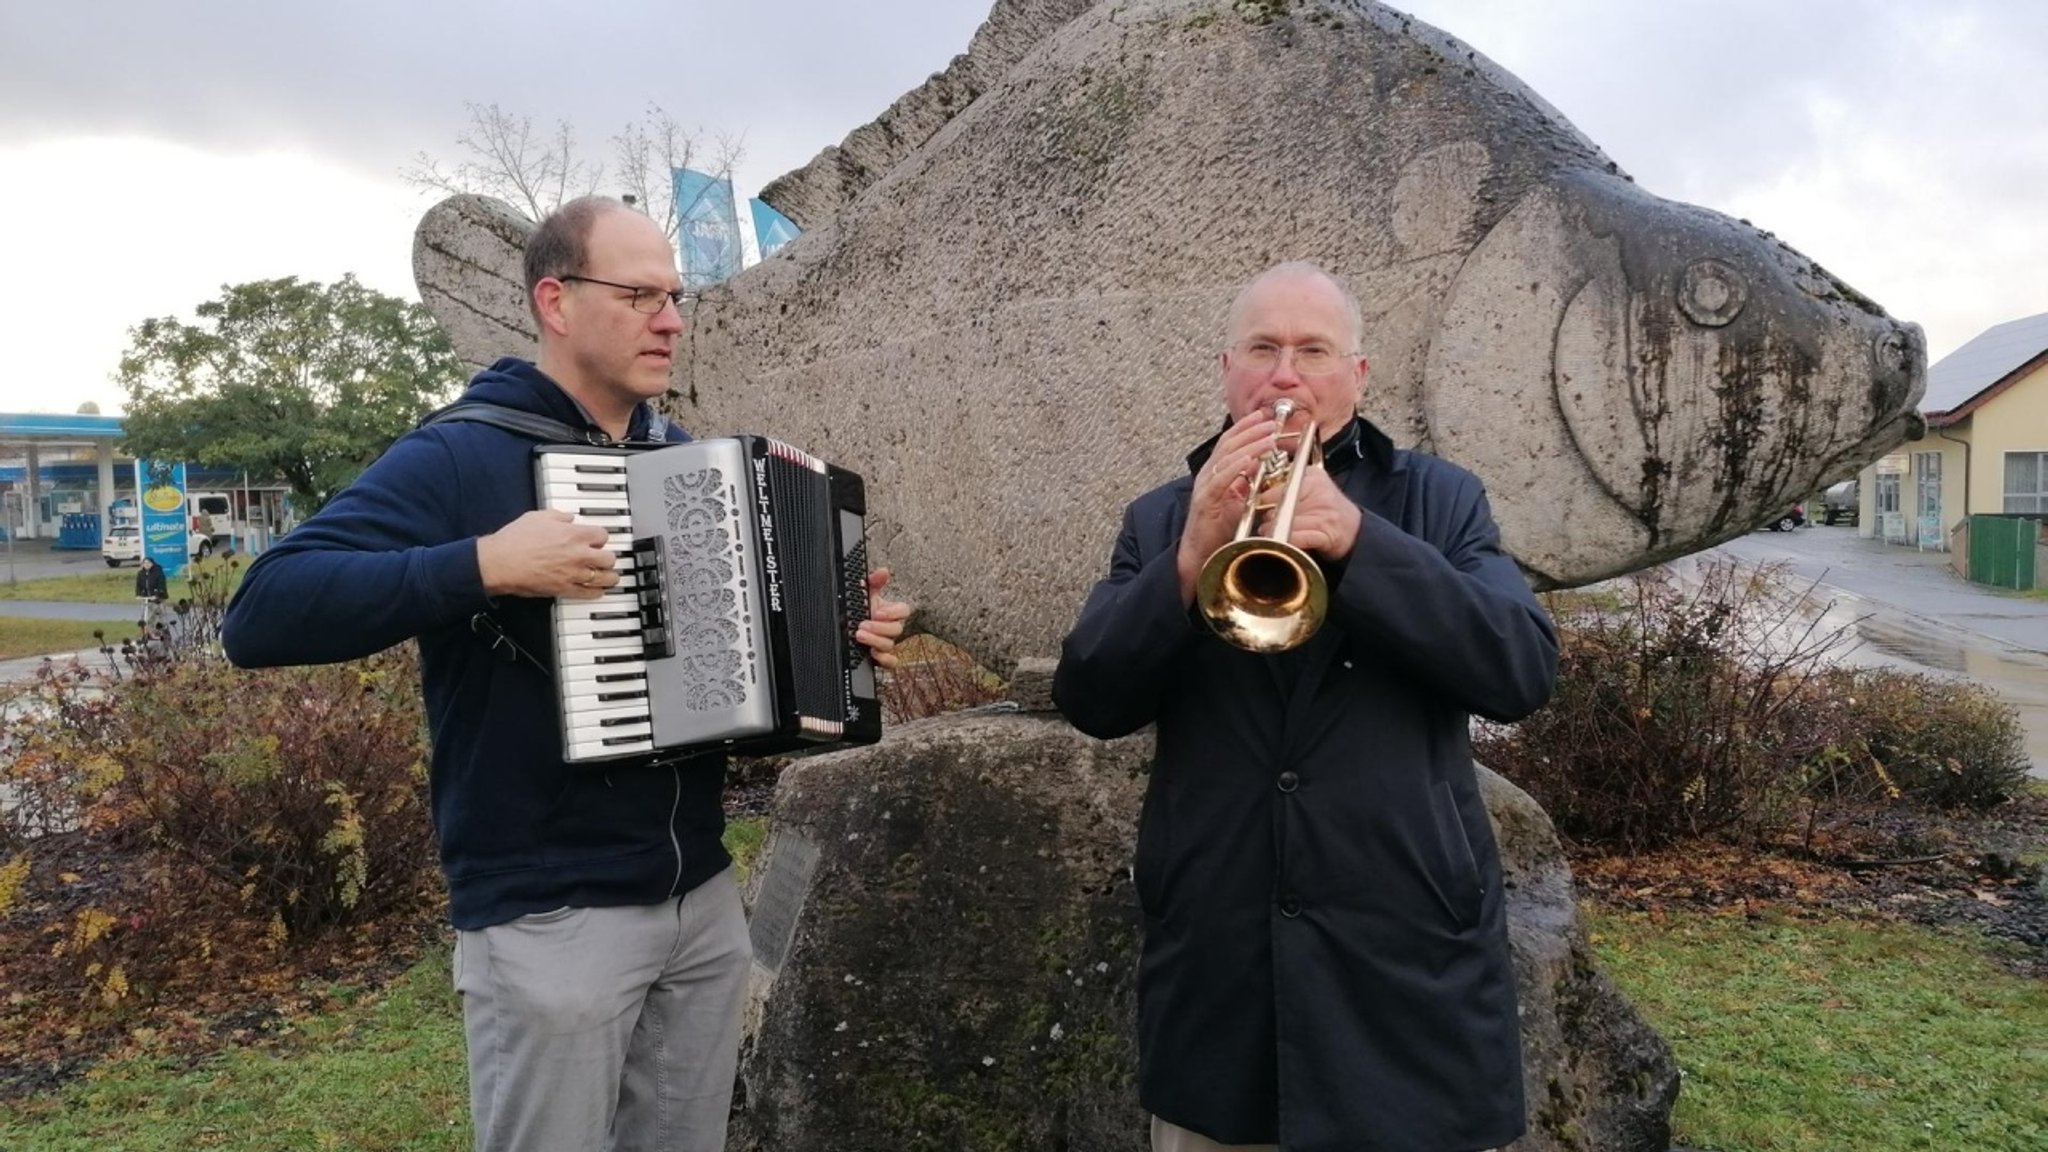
[
  {"xmin": 556, "ymin": 618, "xmax": 650, "ymax": 639},
  {"xmin": 539, "ymin": 479, "xmax": 624, "ymax": 497},
  {"xmin": 562, "ymin": 702, "xmax": 654, "ymax": 727},
  {"xmin": 555, "ymin": 601, "xmax": 640, "ymax": 623},
  {"xmin": 561, "ymin": 701, "xmax": 647, "ymax": 717},
  {"xmin": 541, "ymin": 478, "xmax": 628, "ymax": 496},
  {"xmin": 541, "ymin": 457, "xmax": 629, "ymax": 478},
  {"xmin": 568, "ymin": 737, "xmax": 656, "ymax": 761},
  {"xmin": 559, "ymin": 682, "xmax": 650, "ymax": 701},
  {"xmin": 564, "ymin": 717, "xmax": 654, "ymax": 741},
  {"xmin": 555, "ymin": 632, "xmax": 646, "ymax": 655},
  {"xmin": 559, "ymin": 661, "xmax": 649, "ymax": 685}
]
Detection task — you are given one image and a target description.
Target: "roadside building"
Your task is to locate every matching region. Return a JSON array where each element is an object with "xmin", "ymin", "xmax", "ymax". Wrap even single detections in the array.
[
  {"xmin": 0, "ymin": 412, "xmax": 293, "ymax": 550},
  {"xmin": 1859, "ymin": 311, "xmax": 2048, "ymax": 555}
]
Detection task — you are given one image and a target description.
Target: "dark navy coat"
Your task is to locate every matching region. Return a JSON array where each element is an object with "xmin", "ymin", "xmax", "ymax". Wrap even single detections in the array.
[{"xmin": 1053, "ymin": 419, "xmax": 1557, "ymax": 1152}]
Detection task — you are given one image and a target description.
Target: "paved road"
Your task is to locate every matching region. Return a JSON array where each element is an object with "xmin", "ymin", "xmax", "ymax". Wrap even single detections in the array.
[
  {"xmin": 0, "ymin": 537, "xmax": 123, "ymax": 584},
  {"xmin": 0, "ymin": 601, "xmax": 145, "ymax": 622},
  {"xmin": 1711, "ymin": 523, "xmax": 2048, "ymax": 779}
]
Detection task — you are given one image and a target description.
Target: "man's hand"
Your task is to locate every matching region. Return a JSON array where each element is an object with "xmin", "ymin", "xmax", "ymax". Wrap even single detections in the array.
[
  {"xmin": 1256, "ymin": 466, "xmax": 1362, "ymax": 561},
  {"xmin": 476, "ymin": 510, "xmax": 617, "ymax": 600},
  {"xmin": 851, "ymin": 565, "xmax": 909, "ymax": 664},
  {"xmin": 856, "ymin": 568, "xmax": 914, "ymax": 669},
  {"xmin": 1177, "ymin": 411, "xmax": 1281, "ymax": 604}
]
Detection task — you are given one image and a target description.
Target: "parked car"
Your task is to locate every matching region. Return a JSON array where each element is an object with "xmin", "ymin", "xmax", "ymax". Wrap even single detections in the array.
[
  {"xmin": 1765, "ymin": 504, "xmax": 1807, "ymax": 532},
  {"xmin": 101, "ymin": 522, "xmax": 215, "ymax": 566},
  {"xmin": 101, "ymin": 524, "xmax": 141, "ymax": 566},
  {"xmin": 1821, "ymin": 479, "xmax": 1859, "ymax": 526}
]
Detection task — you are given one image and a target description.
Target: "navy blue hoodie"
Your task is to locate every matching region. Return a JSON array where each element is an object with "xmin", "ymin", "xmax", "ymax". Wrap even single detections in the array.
[{"xmin": 222, "ymin": 359, "xmax": 730, "ymax": 930}]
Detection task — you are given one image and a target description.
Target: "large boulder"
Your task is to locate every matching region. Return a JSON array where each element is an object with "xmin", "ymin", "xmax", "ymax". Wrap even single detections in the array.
[
  {"xmin": 414, "ymin": 0, "xmax": 1925, "ymax": 675},
  {"xmin": 730, "ymin": 686, "xmax": 1678, "ymax": 1151}
]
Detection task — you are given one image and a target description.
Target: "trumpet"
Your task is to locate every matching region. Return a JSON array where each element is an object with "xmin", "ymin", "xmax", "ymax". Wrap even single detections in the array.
[{"xmin": 1195, "ymin": 399, "xmax": 1328, "ymax": 652}]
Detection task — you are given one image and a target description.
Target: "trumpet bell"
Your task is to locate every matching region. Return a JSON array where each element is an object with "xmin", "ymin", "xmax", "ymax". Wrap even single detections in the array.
[{"xmin": 1195, "ymin": 536, "xmax": 1328, "ymax": 652}]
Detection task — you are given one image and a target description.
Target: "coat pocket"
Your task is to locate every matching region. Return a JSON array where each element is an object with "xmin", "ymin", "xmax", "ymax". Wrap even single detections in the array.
[{"xmin": 1428, "ymin": 780, "xmax": 1484, "ymax": 930}]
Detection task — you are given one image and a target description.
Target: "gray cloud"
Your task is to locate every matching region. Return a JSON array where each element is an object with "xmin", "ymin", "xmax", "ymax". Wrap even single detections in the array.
[
  {"xmin": 11, "ymin": 0, "xmax": 2039, "ymax": 207},
  {"xmin": 1399, "ymin": 0, "xmax": 2045, "ymax": 200},
  {"xmin": 4, "ymin": 0, "xmax": 2040, "ymax": 355},
  {"xmin": 0, "ymin": 0, "xmax": 988, "ymax": 190}
]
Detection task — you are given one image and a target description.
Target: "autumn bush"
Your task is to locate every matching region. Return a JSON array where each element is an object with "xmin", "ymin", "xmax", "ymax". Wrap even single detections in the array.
[
  {"xmin": 1808, "ymin": 666, "xmax": 2032, "ymax": 810},
  {"xmin": 1480, "ymin": 560, "xmax": 2038, "ymax": 852},
  {"xmin": 0, "ymin": 640, "xmax": 437, "ymax": 1021},
  {"xmin": 1477, "ymin": 561, "xmax": 1872, "ymax": 851}
]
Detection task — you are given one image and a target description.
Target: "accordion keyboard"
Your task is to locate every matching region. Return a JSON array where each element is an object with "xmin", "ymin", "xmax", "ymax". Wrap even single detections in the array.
[
  {"xmin": 534, "ymin": 437, "xmax": 880, "ymax": 764},
  {"xmin": 537, "ymin": 450, "xmax": 661, "ymax": 760}
]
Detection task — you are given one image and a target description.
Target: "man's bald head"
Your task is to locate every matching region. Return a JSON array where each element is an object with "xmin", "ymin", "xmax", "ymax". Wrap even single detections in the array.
[
  {"xmin": 523, "ymin": 195, "xmax": 639, "ymax": 325},
  {"xmin": 1225, "ymin": 261, "xmax": 1363, "ymax": 352}
]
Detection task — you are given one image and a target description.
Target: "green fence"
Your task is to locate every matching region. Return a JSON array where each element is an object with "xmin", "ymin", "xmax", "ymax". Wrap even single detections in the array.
[{"xmin": 1966, "ymin": 515, "xmax": 2039, "ymax": 590}]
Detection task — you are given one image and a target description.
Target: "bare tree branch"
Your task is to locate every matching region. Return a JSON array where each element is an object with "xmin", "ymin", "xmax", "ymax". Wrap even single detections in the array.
[{"xmin": 409, "ymin": 101, "xmax": 742, "ymax": 239}]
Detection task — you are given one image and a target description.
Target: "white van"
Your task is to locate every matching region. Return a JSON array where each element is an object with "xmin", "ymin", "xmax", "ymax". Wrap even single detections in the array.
[{"xmin": 101, "ymin": 491, "xmax": 232, "ymax": 566}]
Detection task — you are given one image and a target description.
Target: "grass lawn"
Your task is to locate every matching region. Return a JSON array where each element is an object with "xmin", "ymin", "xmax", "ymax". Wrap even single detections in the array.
[
  {"xmin": 10, "ymin": 825, "xmax": 2035, "ymax": 1150},
  {"xmin": 0, "ymin": 563, "xmax": 246, "ymax": 605},
  {"xmin": 0, "ymin": 955, "xmax": 471, "ymax": 1152},
  {"xmin": 0, "ymin": 821, "xmax": 771, "ymax": 1150},
  {"xmin": 1588, "ymin": 906, "xmax": 2047, "ymax": 1151},
  {"xmin": 0, "ymin": 618, "xmax": 142, "ymax": 661}
]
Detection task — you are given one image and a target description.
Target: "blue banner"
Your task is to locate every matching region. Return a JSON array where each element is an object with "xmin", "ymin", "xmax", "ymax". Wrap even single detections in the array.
[
  {"xmin": 673, "ymin": 167, "xmax": 742, "ymax": 290},
  {"xmin": 749, "ymin": 198, "xmax": 801, "ymax": 259},
  {"xmin": 135, "ymin": 458, "xmax": 190, "ymax": 577}
]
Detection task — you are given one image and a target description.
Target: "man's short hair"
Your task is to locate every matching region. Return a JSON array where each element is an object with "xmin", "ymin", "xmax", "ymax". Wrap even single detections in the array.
[
  {"xmin": 1227, "ymin": 261, "xmax": 1365, "ymax": 350},
  {"xmin": 523, "ymin": 196, "xmax": 627, "ymax": 324}
]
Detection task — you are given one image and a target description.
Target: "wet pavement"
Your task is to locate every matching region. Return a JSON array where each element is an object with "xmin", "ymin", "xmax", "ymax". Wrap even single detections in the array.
[
  {"xmin": 1712, "ymin": 524, "xmax": 2048, "ymax": 779},
  {"xmin": 0, "ymin": 601, "xmax": 144, "ymax": 622},
  {"xmin": 0, "ymin": 538, "xmax": 125, "ymax": 584}
]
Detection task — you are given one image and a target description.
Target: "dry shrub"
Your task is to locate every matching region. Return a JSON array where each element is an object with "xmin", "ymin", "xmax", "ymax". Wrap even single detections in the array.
[
  {"xmin": 1, "ymin": 641, "xmax": 437, "ymax": 1018},
  {"xmin": 1477, "ymin": 561, "xmax": 1866, "ymax": 851},
  {"xmin": 1810, "ymin": 666, "xmax": 2031, "ymax": 809},
  {"xmin": 880, "ymin": 634, "xmax": 1005, "ymax": 724}
]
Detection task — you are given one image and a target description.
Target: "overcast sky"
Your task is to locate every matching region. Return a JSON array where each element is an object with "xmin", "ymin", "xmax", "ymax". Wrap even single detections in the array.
[{"xmin": 1, "ymin": 0, "xmax": 2041, "ymax": 416}]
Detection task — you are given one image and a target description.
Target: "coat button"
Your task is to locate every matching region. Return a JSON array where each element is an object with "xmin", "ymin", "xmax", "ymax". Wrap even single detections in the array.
[
  {"xmin": 1276, "ymin": 770, "xmax": 1299, "ymax": 793},
  {"xmin": 1279, "ymin": 897, "xmax": 1301, "ymax": 918}
]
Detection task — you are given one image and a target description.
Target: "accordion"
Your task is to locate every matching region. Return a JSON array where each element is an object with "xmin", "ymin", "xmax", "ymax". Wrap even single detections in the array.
[{"xmin": 534, "ymin": 438, "xmax": 882, "ymax": 764}]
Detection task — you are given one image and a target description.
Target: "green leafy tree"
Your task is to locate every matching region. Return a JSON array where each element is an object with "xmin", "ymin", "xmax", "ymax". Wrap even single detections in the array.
[{"xmin": 117, "ymin": 275, "xmax": 464, "ymax": 515}]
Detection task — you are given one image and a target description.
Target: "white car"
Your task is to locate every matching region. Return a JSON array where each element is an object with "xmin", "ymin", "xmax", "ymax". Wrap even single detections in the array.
[
  {"xmin": 101, "ymin": 524, "xmax": 213, "ymax": 566},
  {"xmin": 102, "ymin": 524, "xmax": 141, "ymax": 567}
]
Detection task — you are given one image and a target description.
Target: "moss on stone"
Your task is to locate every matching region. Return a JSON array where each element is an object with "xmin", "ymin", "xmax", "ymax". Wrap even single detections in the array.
[{"xmin": 1235, "ymin": 0, "xmax": 1295, "ymax": 24}]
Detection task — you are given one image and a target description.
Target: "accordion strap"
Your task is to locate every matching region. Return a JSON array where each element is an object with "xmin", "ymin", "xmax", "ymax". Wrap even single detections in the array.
[{"xmin": 418, "ymin": 401, "xmax": 606, "ymax": 445}]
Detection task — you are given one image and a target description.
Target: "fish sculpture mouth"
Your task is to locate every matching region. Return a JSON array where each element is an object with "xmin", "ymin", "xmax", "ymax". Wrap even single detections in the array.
[{"xmin": 1422, "ymin": 169, "xmax": 1925, "ymax": 585}]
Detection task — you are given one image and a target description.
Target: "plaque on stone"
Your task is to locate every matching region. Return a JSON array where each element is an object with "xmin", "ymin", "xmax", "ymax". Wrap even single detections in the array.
[{"xmin": 748, "ymin": 829, "xmax": 820, "ymax": 976}]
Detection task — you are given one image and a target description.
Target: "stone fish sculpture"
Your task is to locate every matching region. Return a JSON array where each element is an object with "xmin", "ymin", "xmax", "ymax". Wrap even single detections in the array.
[{"xmin": 415, "ymin": 0, "xmax": 1926, "ymax": 673}]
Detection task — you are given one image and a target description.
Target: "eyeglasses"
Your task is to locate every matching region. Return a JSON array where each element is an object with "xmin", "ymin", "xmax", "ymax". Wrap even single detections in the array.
[
  {"xmin": 558, "ymin": 275, "xmax": 694, "ymax": 315},
  {"xmin": 1233, "ymin": 340, "xmax": 1356, "ymax": 377}
]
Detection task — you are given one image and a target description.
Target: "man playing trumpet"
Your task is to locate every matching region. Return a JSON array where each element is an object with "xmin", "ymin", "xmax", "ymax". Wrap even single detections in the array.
[{"xmin": 1054, "ymin": 262, "xmax": 1558, "ymax": 1152}]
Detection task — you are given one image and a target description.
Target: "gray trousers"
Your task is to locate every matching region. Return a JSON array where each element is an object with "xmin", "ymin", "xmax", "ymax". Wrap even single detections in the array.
[{"xmin": 454, "ymin": 868, "xmax": 752, "ymax": 1152}]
